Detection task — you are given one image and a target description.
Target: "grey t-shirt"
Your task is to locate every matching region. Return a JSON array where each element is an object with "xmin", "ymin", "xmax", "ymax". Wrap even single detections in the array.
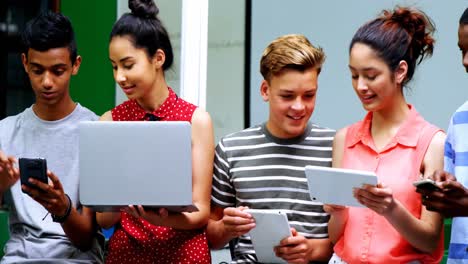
[{"xmin": 0, "ymin": 104, "xmax": 103, "ymax": 263}]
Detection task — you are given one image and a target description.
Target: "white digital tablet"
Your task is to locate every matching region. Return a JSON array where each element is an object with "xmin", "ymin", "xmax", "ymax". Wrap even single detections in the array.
[
  {"xmin": 305, "ymin": 165, "xmax": 378, "ymax": 207},
  {"xmin": 245, "ymin": 209, "xmax": 291, "ymax": 264}
]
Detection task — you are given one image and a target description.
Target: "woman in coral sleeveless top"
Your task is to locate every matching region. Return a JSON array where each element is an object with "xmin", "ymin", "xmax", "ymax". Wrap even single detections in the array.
[
  {"xmin": 96, "ymin": 0, "xmax": 214, "ymax": 263},
  {"xmin": 325, "ymin": 7, "xmax": 445, "ymax": 264}
]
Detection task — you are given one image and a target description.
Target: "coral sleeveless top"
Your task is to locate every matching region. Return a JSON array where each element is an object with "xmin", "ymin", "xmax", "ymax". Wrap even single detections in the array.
[
  {"xmin": 334, "ymin": 105, "xmax": 444, "ymax": 264},
  {"xmin": 105, "ymin": 88, "xmax": 211, "ymax": 264}
]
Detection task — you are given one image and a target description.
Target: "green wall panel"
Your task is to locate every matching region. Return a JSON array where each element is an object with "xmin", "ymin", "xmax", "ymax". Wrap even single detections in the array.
[
  {"xmin": 0, "ymin": 210, "xmax": 8, "ymax": 258},
  {"xmin": 61, "ymin": 0, "xmax": 116, "ymax": 116}
]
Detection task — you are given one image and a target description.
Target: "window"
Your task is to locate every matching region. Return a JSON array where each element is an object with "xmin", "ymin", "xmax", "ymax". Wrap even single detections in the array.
[{"xmin": 1, "ymin": 0, "xmax": 59, "ymax": 119}]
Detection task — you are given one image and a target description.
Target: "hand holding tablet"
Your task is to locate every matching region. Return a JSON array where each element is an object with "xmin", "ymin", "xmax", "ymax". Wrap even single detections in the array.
[{"xmin": 245, "ymin": 209, "xmax": 291, "ymax": 264}]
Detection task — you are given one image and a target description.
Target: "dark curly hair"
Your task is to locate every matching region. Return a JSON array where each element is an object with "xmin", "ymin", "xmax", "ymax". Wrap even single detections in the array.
[{"xmin": 21, "ymin": 11, "xmax": 78, "ymax": 65}]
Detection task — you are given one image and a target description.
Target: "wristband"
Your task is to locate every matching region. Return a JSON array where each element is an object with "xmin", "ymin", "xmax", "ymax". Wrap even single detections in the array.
[{"xmin": 52, "ymin": 194, "xmax": 72, "ymax": 223}]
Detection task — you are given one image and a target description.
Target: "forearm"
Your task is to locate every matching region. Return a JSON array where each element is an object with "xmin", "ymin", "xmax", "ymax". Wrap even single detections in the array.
[
  {"xmin": 157, "ymin": 204, "xmax": 209, "ymax": 230},
  {"xmin": 328, "ymin": 213, "xmax": 347, "ymax": 244},
  {"xmin": 61, "ymin": 208, "xmax": 96, "ymax": 251},
  {"xmin": 96, "ymin": 212, "xmax": 121, "ymax": 229},
  {"xmin": 307, "ymin": 238, "xmax": 333, "ymax": 261},
  {"xmin": 206, "ymin": 218, "xmax": 231, "ymax": 249},
  {"xmin": 0, "ymin": 173, "xmax": 13, "ymax": 208},
  {"xmin": 384, "ymin": 200, "xmax": 442, "ymax": 253}
]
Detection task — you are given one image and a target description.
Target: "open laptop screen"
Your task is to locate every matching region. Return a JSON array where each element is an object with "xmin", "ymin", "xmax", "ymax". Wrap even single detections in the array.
[{"xmin": 78, "ymin": 121, "xmax": 196, "ymax": 212}]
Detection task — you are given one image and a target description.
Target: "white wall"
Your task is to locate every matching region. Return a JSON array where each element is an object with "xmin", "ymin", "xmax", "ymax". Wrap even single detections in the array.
[
  {"xmin": 206, "ymin": 0, "xmax": 245, "ymax": 142},
  {"xmin": 250, "ymin": 0, "xmax": 468, "ymax": 130}
]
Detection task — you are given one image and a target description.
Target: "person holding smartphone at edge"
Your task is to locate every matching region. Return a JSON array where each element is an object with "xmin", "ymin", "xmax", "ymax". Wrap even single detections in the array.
[
  {"xmin": 325, "ymin": 6, "xmax": 446, "ymax": 264},
  {"xmin": 96, "ymin": 0, "xmax": 214, "ymax": 263},
  {"xmin": 207, "ymin": 34, "xmax": 335, "ymax": 263},
  {"xmin": 0, "ymin": 11, "xmax": 103, "ymax": 263},
  {"xmin": 416, "ymin": 7, "xmax": 468, "ymax": 263}
]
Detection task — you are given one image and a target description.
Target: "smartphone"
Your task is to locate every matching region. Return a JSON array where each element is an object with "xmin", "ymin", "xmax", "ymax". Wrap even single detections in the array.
[
  {"xmin": 19, "ymin": 158, "xmax": 48, "ymax": 193},
  {"xmin": 413, "ymin": 179, "xmax": 441, "ymax": 191}
]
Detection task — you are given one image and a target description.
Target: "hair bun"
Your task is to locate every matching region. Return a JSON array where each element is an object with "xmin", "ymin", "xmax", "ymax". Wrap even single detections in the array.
[
  {"xmin": 129, "ymin": 0, "xmax": 159, "ymax": 19},
  {"xmin": 382, "ymin": 6, "xmax": 435, "ymax": 60},
  {"xmin": 383, "ymin": 7, "xmax": 435, "ymax": 39}
]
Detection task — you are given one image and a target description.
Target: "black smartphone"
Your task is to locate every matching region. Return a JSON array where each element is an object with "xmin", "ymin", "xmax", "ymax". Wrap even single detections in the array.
[
  {"xmin": 413, "ymin": 179, "xmax": 442, "ymax": 191},
  {"xmin": 19, "ymin": 158, "xmax": 48, "ymax": 193}
]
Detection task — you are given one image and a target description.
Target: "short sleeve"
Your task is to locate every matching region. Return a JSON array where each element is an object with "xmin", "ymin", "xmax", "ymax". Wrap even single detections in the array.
[
  {"xmin": 211, "ymin": 139, "xmax": 236, "ymax": 208},
  {"xmin": 444, "ymin": 117, "xmax": 455, "ymax": 174}
]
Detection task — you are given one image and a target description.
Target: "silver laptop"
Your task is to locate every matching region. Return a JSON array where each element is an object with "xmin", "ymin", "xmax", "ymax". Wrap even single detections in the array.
[{"xmin": 79, "ymin": 121, "xmax": 197, "ymax": 212}]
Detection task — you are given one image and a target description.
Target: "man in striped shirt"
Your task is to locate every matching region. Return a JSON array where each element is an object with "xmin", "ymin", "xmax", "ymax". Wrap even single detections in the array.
[
  {"xmin": 418, "ymin": 8, "xmax": 468, "ymax": 263},
  {"xmin": 206, "ymin": 34, "xmax": 335, "ymax": 263}
]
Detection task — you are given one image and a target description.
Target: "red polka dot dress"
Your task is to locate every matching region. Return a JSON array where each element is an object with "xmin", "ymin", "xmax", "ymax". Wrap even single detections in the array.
[{"xmin": 105, "ymin": 87, "xmax": 211, "ymax": 264}]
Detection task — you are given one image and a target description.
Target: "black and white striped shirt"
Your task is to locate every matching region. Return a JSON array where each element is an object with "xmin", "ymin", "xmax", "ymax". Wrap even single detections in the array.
[{"xmin": 211, "ymin": 122, "xmax": 335, "ymax": 263}]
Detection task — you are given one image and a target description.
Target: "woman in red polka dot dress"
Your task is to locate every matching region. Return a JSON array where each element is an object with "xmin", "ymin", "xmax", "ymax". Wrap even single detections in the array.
[{"xmin": 96, "ymin": 0, "xmax": 214, "ymax": 263}]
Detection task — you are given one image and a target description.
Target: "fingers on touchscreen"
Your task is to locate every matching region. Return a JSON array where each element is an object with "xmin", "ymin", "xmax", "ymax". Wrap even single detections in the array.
[{"xmin": 414, "ymin": 179, "xmax": 441, "ymax": 192}]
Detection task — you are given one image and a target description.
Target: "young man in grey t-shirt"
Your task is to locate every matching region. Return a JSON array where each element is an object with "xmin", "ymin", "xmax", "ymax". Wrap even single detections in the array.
[{"xmin": 0, "ymin": 12, "xmax": 103, "ymax": 263}]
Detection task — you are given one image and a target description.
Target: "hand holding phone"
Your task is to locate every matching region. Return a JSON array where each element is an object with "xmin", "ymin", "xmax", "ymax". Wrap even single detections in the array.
[
  {"xmin": 413, "ymin": 179, "xmax": 442, "ymax": 192},
  {"xmin": 19, "ymin": 158, "xmax": 48, "ymax": 193}
]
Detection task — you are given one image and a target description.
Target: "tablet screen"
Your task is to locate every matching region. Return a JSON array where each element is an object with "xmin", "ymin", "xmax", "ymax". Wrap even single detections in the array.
[{"xmin": 305, "ymin": 165, "xmax": 378, "ymax": 207}]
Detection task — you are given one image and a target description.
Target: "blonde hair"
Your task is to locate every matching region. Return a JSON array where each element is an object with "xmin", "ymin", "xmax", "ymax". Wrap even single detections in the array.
[{"xmin": 260, "ymin": 34, "xmax": 325, "ymax": 82}]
